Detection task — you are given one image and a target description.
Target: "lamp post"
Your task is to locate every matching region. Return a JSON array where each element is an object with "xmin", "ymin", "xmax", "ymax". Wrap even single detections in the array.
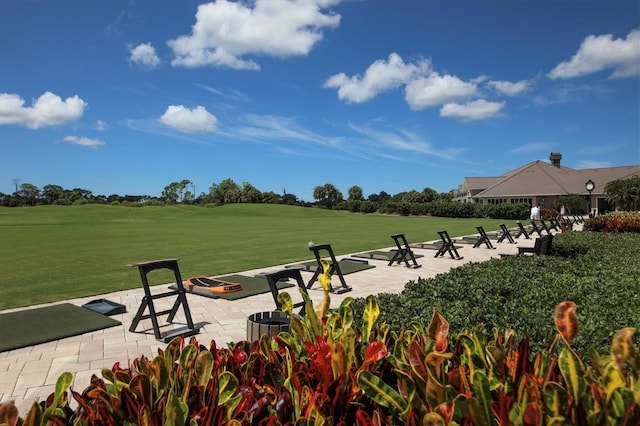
[{"xmin": 585, "ymin": 179, "xmax": 595, "ymax": 217}]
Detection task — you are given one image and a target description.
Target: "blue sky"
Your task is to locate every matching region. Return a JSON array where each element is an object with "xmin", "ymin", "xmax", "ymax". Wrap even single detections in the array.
[{"xmin": 1, "ymin": 0, "xmax": 639, "ymax": 201}]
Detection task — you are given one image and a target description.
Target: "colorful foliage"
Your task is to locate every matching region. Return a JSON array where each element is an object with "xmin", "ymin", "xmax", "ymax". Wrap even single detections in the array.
[
  {"xmin": 2, "ymin": 285, "xmax": 638, "ymax": 426},
  {"xmin": 583, "ymin": 211, "xmax": 640, "ymax": 233}
]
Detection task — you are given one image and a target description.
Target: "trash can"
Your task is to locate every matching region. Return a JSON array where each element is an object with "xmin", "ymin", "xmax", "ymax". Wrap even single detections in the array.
[{"xmin": 247, "ymin": 311, "xmax": 290, "ymax": 342}]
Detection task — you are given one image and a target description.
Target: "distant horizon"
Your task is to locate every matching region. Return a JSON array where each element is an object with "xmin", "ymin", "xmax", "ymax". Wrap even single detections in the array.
[
  {"xmin": 5, "ymin": 153, "xmax": 638, "ymax": 202},
  {"xmin": 2, "ymin": 1, "xmax": 638, "ymax": 202}
]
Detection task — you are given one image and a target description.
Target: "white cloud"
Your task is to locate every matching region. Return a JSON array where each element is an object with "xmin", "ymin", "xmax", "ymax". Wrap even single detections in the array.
[
  {"xmin": 0, "ymin": 92, "xmax": 87, "ymax": 129},
  {"xmin": 405, "ymin": 73, "xmax": 477, "ymax": 110},
  {"xmin": 129, "ymin": 42, "xmax": 161, "ymax": 69},
  {"xmin": 510, "ymin": 142, "xmax": 553, "ymax": 153},
  {"xmin": 487, "ymin": 79, "xmax": 533, "ymax": 96},
  {"xmin": 578, "ymin": 160, "xmax": 614, "ymax": 169},
  {"xmin": 94, "ymin": 120, "xmax": 108, "ymax": 131},
  {"xmin": 168, "ymin": 0, "xmax": 341, "ymax": 69},
  {"xmin": 62, "ymin": 136, "xmax": 106, "ymax": 148},
  {"xmin": 548, "ymin": 29, "xmax": 640, "ymax": 79},
  {"xmin": 159, "ymin": 105, "xmax": 218, "ymax": 133},
  {"xmin": 348, "ymin": 123, "xmax": 463, "ymax": 160},
  {"xmin": 323, "ymin": 53, "xmax": 430, "ymax": 103},
  {"xmin": 440, "ymin": 99, "xmax": 505, "ymax": 121}
]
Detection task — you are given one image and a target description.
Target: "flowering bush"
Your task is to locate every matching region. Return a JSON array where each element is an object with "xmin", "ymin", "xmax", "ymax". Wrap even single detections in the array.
[
  {"xmin": 583, "ymin": 211, "xmax": 640, "ymax": 233},
  {"xmin": 542, "ymin": 208, "xmax": 560, "ymax": 219}
]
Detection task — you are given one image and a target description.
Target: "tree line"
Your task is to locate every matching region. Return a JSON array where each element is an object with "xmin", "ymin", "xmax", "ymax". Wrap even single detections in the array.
[
  {"xmin": 3, "ymin": 175, "xmax": 638, "ymax": 212},
  {"xmin": 0, "ymin": 178, "xmax": 452, "ymax": 209}
]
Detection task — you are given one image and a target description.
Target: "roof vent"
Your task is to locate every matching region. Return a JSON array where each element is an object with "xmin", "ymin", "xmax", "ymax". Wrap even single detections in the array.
[{"xmin": 550, "ymin": 152, "xmax": 562, "ymax": 167}]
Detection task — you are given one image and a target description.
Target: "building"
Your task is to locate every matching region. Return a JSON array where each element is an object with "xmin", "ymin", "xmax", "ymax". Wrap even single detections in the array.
[{"xmin": 454, "ymin": 153, "xmax": 640, "ymax": 214}]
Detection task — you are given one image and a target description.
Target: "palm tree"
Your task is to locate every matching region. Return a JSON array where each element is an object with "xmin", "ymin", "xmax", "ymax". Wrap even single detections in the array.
[{"xmin": 605, "ymin": 175, "xmax": 640, "ymax": 211}]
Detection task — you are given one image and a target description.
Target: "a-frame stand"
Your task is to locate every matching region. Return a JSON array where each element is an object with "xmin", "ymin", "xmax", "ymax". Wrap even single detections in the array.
[
  {"xmin": 497, "ymin": 224, "xmax": 515, "ymax": 243},
  {"xmin": 514, "ymin": 221, "xmax": 531, "ymax": 239},
  {"xmin": 306, "ymin": 244, "xmax": 352, "ymax": 294},
  {"xmin": 265, "ymin": 269, "xmax": 310, "ymax": 316},
  {"xmin": 388, "ymin": 234, "xmax": 421, "ymax": 268},
  {"xmin": 473, "ymin": 226, "xmax": 496, "ymax": 249},
  {"xmin": 128, "ymin": 258, "xmax": 200, "ymax": 342},
  {"xmin": 529, "ymin": 220, "xmax": 544, "ymax": 237},
  {"xmin": 434, "ymin": 230, "xmax": 463, "ymax": 260}
]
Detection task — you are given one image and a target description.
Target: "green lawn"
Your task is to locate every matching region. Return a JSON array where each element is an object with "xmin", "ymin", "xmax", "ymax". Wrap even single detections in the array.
[{"xmin": 0, "ymin": 204, "xmax": 506, "ymax": 310}]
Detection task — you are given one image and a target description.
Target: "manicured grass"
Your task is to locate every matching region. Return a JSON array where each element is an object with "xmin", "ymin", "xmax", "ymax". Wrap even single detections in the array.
[{"xmin": 0, "ymin": 204, "xmax": 506, "ymax": 310}]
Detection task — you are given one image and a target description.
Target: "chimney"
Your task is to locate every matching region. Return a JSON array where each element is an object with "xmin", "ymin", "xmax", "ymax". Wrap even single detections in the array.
[{"xmin": 550, "ymin": 152, "xmax": 562, "ymax": 167}]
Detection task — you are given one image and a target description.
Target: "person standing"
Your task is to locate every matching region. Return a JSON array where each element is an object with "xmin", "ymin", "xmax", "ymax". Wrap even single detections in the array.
[{"xmin": 530, "ymin": 204, "xmax": 541, "ymax": 220}]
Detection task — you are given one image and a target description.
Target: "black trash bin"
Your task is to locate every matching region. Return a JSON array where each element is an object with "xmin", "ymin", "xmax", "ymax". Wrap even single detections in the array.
[{"xmin": 246, "ymin": 311, "xmax": 290, "ymax": 342}]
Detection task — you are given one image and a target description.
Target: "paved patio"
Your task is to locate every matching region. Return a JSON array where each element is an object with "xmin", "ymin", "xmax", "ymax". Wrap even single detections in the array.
[{"xmin": 0, "ymin": 227, "xmax": 564, "ymax": 415}]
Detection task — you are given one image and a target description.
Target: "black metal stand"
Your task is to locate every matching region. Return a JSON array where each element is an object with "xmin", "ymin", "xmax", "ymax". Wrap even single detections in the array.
[
  {"xmin": 306, "ymin": 244, "xmax": 352, "ymax": 294},
  {"xmin": 264, "ymin": 269, "xmax": 310, "ymax": 316},
  {"xmin": 497, "ymin": 224, "xmax": 515, "ymax": 243},
  {"xmin": 473, "ymin": 226, "xmax": 495, "ymax": 249},
  {"xmin": 514, "ymin": 221, "xmax": 531, "ymax": 239},
  {"xmin": 529, "ymin": 220, "xmax": 544, "ymax": 237},
  {"xmin": 128, "ymin": 258, "xmax": 200, "ymax": 342},
  {"xmin": 388, "ymin": 234, "xmax": 421, "ymax": 268},
  {"xmin": 434, "ymin": 230, "xmax": 463, "ymax": 260},
  {"xmin": 539, "ymin": 219, "xmax": 554, "ymax": 234}
]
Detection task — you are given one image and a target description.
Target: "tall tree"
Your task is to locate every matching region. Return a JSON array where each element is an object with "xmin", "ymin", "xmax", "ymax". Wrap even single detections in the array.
[
  {"xmin": 18, "ymin": 183, "xmax": 40, "ymax": 206},
  {"xmin": 421, "ymin": 187, "xmax": 438, "ymax": 202},
  {"xmin": 313, "ymin": 183, "xmax": 343, "ymax": 209},
  {"xmin": 240, "ymin": 182, "xmax": 262, "ymax": 203},
  {"xmin": 42, "ymin": 184, "xmax": 65, "ymax": 204},
  {"xmin": 605, "ymin": 175, "xmax": 640, "ymax": 211},
  {"xmin": 161, "ymin": 180, "xmax": 192, "ymax": 204},
  {"xmin": 347, "ymin": 185, "xmax": 364, "ymax": 201},
  {"xmin": 208, "ymin": 178, "xmax": 241, "ymax": 205}
]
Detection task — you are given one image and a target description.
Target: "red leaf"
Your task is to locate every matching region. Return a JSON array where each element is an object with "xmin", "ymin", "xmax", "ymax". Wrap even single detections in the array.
[
  {"xmin": 355, "ymin": 409, "xmax": 373, "ymax": 425},
  {"xmin": 554, "ymin": 301, "xmax": 579, "ymax": 343},
  {"xmin": 364, "ymin": 341, "xmax": 387, "ymax": 364}
]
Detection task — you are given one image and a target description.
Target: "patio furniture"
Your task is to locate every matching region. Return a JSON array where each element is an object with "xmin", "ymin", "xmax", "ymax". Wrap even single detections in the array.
[{"xmin": 518, "ymin": 234, "xmax": 553, "ymax": 256}]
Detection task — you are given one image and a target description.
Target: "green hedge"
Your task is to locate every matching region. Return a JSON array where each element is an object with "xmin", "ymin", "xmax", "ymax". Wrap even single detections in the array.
[
  {"xmin": 371, "ymin": 201, "xmax": 530, "ymax": 219},
  {"xmin": 351, "ymin": 231, "xmax": 640, "ymax": 355}
]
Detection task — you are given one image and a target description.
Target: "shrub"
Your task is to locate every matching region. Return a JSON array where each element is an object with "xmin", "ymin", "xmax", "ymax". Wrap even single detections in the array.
[
  {"xmin": 3, "ymin": 294, "xmax": 638, "ymax": 425},
  {"xmin": 120, "ymin": 201, "xmax": 143, "ymax": 207},
  {"xmin": 583, "ymin": 211, "xmax": 640, "ymax": 233},
  {"xmin": 542, "ymin": 207, "xmax": 560, "ymax": 219},
  {"xmin": 352, "ymin": 232, "xmax": 640, "ymax": 356}
]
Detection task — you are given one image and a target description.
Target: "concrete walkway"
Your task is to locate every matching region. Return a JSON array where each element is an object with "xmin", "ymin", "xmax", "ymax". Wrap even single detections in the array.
[{"xmin": 0, "ymin": 228, "xmax": 563, "ymax": 415}]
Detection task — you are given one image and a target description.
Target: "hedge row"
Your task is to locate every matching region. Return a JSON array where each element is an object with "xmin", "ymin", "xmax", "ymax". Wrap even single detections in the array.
[
  {"xmin": 351, "ymin": 231, "xmax": 640, "ymax": 356},
  {"xmin": 336, "ymin": 200, "xmax": 531, "ymax": 219}
]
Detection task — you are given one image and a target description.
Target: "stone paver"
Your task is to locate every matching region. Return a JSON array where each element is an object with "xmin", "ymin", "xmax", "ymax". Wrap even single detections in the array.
[{"xmin": 0, "ymin": 228, "xmax": 566, "ymax": 415}]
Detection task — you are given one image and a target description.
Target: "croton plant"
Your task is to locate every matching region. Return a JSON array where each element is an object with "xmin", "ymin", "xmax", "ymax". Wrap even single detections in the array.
[{"xmin": 1, "ymin": 261, "xmax": 638, "ymax": 425}]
